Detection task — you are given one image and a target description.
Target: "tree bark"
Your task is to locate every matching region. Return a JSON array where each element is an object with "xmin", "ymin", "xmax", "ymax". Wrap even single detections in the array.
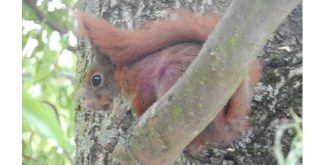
[{"xmin": 74, "ymin": 0, "xmax": 302, "ymax": 164}]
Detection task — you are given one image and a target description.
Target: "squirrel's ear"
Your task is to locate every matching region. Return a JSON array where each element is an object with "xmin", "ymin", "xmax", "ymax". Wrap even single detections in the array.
[
  {"xmin": 76, "ymin": 11, "xmax": 123, "ymax": 66},
  {"xmin": 76, "ymin": 11, "xmax": 108, "ymax": 40},
  {"xmin": 76, "ymin": 11, "xmax": 89, "ymax": 39},
  {"xmin": 76, "ymin": 12, "xmax": 115, "ymax": 66},
  {"xmin": 91, "ymin": 44, "xmax": 114, "ymax": 67}
]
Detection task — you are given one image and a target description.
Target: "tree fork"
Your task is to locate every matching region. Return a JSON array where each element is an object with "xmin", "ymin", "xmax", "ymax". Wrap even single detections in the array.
[{"xmin": 111, "ymin": 0, "xmax": 301, "ymax": 164}]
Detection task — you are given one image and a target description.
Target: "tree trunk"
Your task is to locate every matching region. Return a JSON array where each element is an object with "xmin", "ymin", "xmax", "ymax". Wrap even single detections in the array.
[{"xmin": 74, "ymin": 0, "xmax": 302, "ymax": 164}]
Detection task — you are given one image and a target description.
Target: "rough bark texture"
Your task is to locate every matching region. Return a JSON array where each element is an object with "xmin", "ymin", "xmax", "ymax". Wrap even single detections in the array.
[{"xmin": 74, "ymin": 0, "xmax": 302, "ymax": 164}]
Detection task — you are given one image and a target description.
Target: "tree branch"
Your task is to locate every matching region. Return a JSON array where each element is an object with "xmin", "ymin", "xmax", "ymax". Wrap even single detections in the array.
[
  {"xmin": 24, "ymin": 0, "xmax": 77, "ymax": 53},
  {"xmin": 112, "ymin": 0, "xmax": 301, "ymax": 164},
  {"xmin": 67, "ymin": 45, "xmax": 77, "ymax": 53},
  {"xmin": 41, "ymin": 100, "xmax": 61, "ymax": 125},
  {"xmin": 25, "ymin": 0, "xmax": 67, "ymax": 34}
]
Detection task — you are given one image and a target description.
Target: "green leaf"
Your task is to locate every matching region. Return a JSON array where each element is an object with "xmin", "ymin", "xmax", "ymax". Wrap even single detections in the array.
[
  {"xmin": 22, "ymin": 1, "xmax": 36, "ymax": 20},
  {"xmin": 22, "ymin": 89, "xmax": 65, "ymax": 147},
  {"xmin": 22, "ymin": 139, "xmax": 32, "ymax": 158},
  {"xmin": 48, "ymin": 147, "xmax": 65, "ymax": 164}
]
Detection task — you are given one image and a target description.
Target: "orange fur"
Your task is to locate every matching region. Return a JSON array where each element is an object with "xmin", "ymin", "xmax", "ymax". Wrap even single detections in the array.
[
  {"xmin": 79, "ymin": 11, "xmax": 262, "ymax": 155},
  {"xmin": 185, "ymin": 60, "xmax": 261, "ymax": 154},
  {"xmin": 78, "ymin": 11, "xmax": 218, "ymax": 65}
]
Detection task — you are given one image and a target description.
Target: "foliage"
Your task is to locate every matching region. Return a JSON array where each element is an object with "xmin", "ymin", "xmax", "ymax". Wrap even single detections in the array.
[{"xmin": 22, "ymin": 0, "xmax": 77, "ymax": 164}]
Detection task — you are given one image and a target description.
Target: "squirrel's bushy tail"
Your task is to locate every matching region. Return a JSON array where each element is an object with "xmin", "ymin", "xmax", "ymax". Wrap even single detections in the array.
[{"xmin": 77, "ymin": 11, "xmax": 219, "ymax": 65}]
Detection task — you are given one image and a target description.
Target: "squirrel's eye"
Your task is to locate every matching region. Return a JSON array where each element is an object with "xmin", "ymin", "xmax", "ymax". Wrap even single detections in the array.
[{"xmin": 91, "ymin": 75, "xmax": 102, "ymax": 87}]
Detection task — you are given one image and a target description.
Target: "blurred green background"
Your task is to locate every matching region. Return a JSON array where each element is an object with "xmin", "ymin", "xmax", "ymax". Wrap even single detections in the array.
[{"xmin": 22, "ymin": 0, "xmax": 77, "ymax": 164}]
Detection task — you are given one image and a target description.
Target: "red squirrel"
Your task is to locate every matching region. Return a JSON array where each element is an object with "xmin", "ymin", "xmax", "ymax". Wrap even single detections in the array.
[{"xmin": 78, "ymin": 11, "xmax": 262, "ymax": 155}]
